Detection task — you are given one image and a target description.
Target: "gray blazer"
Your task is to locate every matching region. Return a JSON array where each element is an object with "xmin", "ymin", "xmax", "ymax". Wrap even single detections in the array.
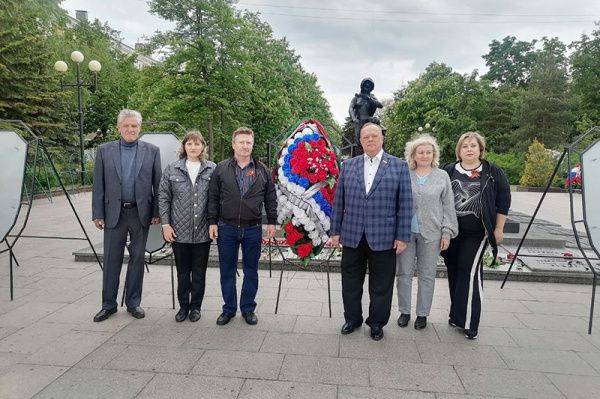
[
  {"xmin": 158, "ymin": 158, "xmax": 216, "ymax": 243},
  {"xmin": 92, "ymin": 140, "xmax": 162, "ymax": 229},
  {"xmin": 410, "ymin": 168, "xmax": 458, "ymax": 242}
]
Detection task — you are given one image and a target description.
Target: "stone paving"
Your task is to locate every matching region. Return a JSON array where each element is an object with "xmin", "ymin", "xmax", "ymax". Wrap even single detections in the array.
[
  {"xmin": 508, "ymin": 190, "xmax": 583, "ymax": 230},
  {"xmin": 1, "ymin": 192, "xmax": 600, "ymax": 398}
]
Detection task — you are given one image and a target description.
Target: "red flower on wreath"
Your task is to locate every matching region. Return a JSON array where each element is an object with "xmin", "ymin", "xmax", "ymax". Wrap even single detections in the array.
[
  {"xmin": 320, "ymin": 185, "xmax": 336, "ymax": 205},
  {"xmin": 289, "ymin": 138, "xmax": 338, "ymax": 184},
  {"xmin": 297, "ymin": 242, "xmax": 314, "ymax": 258},
  {"xmin": 284, "ymin": 222, "xmax": 304, "ymax": 246}
]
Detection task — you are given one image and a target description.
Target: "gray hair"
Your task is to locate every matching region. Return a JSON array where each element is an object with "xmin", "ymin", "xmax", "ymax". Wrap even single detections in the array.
[
  {"xmin": 117, "ymin": 109, "xmax": 142, "ymax": 125},
  {"xmin": 360, "ymin": 122, "xmax": 383, "ymax": 136},
  {"xmin": 404, "ymin": 134, "xmax": 440, "ymax": 170}
]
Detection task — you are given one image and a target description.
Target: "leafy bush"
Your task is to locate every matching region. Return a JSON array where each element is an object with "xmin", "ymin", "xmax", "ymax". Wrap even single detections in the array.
[
  {"xmin": 520, "ymin": 139, "xmax": 555, "ymax": 186},
  {"xmin": 485, "ymin": 151, "xmax": 524, "ymax": 185}
]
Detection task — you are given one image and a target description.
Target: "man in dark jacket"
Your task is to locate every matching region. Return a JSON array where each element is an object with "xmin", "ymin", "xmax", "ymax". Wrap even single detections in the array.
[
  {"xmin": 208, "ymin": 127, "xmax": 277, "ymax": 326},
  {"xmin": 91, "ymin": 109, "xmax": 162, "ymax": 322}
]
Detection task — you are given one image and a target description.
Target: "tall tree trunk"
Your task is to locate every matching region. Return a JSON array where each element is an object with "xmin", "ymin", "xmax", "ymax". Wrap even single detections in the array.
[{"xmin": 207, "ymin": 118, "xmax": 214, "ymax": 160}]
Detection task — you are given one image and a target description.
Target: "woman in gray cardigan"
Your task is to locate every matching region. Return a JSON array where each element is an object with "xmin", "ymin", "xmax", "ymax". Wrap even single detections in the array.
[
  {"xmin": 397, "ymin": 134, "xmax": 458, "ymax": 330},
  {"xmin": 159, "ymin": 131, "xmax": 216, "ymax": 323}
]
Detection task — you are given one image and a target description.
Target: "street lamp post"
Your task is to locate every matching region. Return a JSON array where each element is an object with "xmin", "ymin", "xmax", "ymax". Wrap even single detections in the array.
[{"xmin": 54, "ymin": 51, "xmax": 101, "ymax": 186}]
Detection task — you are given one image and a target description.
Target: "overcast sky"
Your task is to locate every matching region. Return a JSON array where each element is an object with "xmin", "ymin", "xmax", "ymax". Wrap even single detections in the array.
[{"xmin": 62, "ymin": 0, "xmax": 600, "ymax": 124}]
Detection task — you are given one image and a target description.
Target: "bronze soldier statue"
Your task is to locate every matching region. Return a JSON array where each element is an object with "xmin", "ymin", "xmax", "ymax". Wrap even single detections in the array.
[{"xmin": 348, "ymin": 78, "xmax": 383, "ymax": 153}]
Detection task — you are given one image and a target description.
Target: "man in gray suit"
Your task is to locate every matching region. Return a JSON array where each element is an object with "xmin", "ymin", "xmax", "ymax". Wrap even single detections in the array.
[{"xmin": 92, "ymin": 109, "xmax": 162, "ymax": 322}]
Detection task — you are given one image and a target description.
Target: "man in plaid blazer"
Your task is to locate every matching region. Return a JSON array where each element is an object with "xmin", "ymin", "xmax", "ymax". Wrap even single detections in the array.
[{"xmin": 330, "ymin": 123, "xmax": 412, "ymax": 341}]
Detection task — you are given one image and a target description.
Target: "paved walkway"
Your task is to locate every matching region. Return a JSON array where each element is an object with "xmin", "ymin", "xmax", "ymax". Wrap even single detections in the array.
[
  {"xmin": 0, "ymin": 192, "xmax": 600, "ymax": 398},
  {"xmin": 510, "ymin": 190, "xmax": 582, "ymax": 230}
]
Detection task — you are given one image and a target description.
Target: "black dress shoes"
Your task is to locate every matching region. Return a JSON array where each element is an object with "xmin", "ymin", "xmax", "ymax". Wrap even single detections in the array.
[
  {"xmin": 242, "ymin": 312, "xmax": 258, "ymax": 325},
  {"xmin": 397, "ymin": 314, "xmax": 410, "ymax": 328},
  {"xmin": 340, "ymin": 322, "xmax": 360, "ymax": 335},
  {"xmin": 127, "ymin": 306, "xmax": 145, "ymax": 319},
  {"xmin": 414, "ymin": 316, "xmax": 427, "ymax": 330},
  {"xmin": 189, "ymin": 309, "xmax": 201, "ymax": 322},
  {"xmin": 175, "ymin": 308, "xmax": 189, "ymax": 322},
  {"xmin": 93, "ymin": 308, "xmax": 116, "ymax": 322},
  {"xmin": 216, "ymin": 312, "xmax": 234, "ymax": 325},
  {"xmin": 370, "ymin": 326, "xmax": 384, "ymax": 341},
  {"xmin": 465, "ymin": 329, "xmax": 478, "ymax": 340}
]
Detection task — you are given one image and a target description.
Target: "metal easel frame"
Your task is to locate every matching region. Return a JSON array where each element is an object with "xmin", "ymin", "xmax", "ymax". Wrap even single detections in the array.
[
  {"xmin": 501, "ymin": 126, "xmax": 600, "ymax": 334},
  {"xmin": 267, "ymin": 238, "xmax": 337, "ymax": 318},
  {"xmin": 0, "ymin": 120, "xmax": 102, "ymax": 300}
]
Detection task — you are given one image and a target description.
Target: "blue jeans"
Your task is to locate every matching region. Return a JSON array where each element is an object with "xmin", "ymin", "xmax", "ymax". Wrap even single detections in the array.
[{"xmin": 217, "ymin": 221, "xmax": 262, "ymax": 315}]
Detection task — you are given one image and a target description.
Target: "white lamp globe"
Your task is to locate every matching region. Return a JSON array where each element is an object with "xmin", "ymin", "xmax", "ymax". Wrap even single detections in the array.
[
  {"xmin": 70, "ymin": 51, "xmax": 84, "ymax": 63},
  {"xmin": 54, "ymin": 60, "xmax": 68, "ymax": 73},
  {"xmin": 418, "ymin": 126, "xmax": 423, "ymax": 132},
  {"xmin": 425, "ymin": 123, "xmax": 431, "ymax": 129},
  {"xmin": 88, "ymin": 60, "xmax": 102, "ymax": 73}
]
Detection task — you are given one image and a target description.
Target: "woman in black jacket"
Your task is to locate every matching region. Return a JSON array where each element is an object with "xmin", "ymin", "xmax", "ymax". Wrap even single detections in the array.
[{"xmin": 441, "ymin": 132, "xmax": 511, "ymax": 340}]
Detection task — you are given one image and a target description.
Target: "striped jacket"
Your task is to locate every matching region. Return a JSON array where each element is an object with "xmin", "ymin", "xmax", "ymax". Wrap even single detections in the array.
[{"xmin": 330, "ymin": 152, "xmax": 413, "ymax": 251}]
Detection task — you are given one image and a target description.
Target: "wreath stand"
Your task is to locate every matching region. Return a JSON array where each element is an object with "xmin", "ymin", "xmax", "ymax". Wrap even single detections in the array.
[{"xmin": 268, "ymin": 238, "xmax": 337, "ymax": 318}]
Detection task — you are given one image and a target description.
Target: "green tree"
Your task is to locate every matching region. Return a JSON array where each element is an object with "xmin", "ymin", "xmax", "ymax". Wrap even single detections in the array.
[
  {"xmin": 137, "ymin": 0, "xmax": 333, "ymax": 161},
  {"xmin": 520, "ymin": 139, "xmax": 555, "ymax": 186},
  {"xmin": 0, "ymin": 0, "xmax": 144, "ymax": 157},
  {"xmin": 570, "ymin": 23, "xmax": 600, "ymax": 131},
  {"xmin": 384, "ymin": 63, "xmax": 488, "ymax": 162},
  {"xmin": 480, "ymin": 36, "xmax": 574, "ymax": 151},
  {"xmin": 485, "ymin": 151, "xmax": 524, "ymax": 185},
  {"xmin": 482, "ymin": 36, "xmax": 537, "ymax": 87},
  {"xmin": 233, "ymin": 13, "xmax": 334, "ymax": 151},
  {"xmin": 143, "ymin": 0, "xmax": 241, "ymax": 159},
  {"xmin": 476, "ymin": 86, "xmax": 521, "ymax": 153},
  {"xmin": 0, "ymin": 0, "xmax": 70, "ymax": 136},
  {"xmin": 514, "ymin": 37, "xmax": 574, "ymax": 149}
]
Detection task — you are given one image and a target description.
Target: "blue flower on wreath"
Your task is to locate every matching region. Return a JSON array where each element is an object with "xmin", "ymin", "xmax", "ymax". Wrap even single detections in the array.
[{"xmin": 313, "ymin": 192, "xmax": 332, "ymax": 217}]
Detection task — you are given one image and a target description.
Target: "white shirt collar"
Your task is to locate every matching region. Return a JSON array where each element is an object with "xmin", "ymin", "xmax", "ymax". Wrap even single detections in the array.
[{"xmin": 364, "ymin": 149, "xmax": 384, "ymax": 164}]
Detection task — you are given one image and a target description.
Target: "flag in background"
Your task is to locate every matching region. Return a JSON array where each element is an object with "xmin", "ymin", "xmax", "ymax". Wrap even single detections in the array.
[{"xmin": 565, "ymin": 163, "xmax": 582, "ymax": 188}]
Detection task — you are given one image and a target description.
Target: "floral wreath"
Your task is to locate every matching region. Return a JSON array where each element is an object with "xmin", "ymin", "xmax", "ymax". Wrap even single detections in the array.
[{"xmin": 275, "ymin": 119, "xmax": 340, "ymax": 265}]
